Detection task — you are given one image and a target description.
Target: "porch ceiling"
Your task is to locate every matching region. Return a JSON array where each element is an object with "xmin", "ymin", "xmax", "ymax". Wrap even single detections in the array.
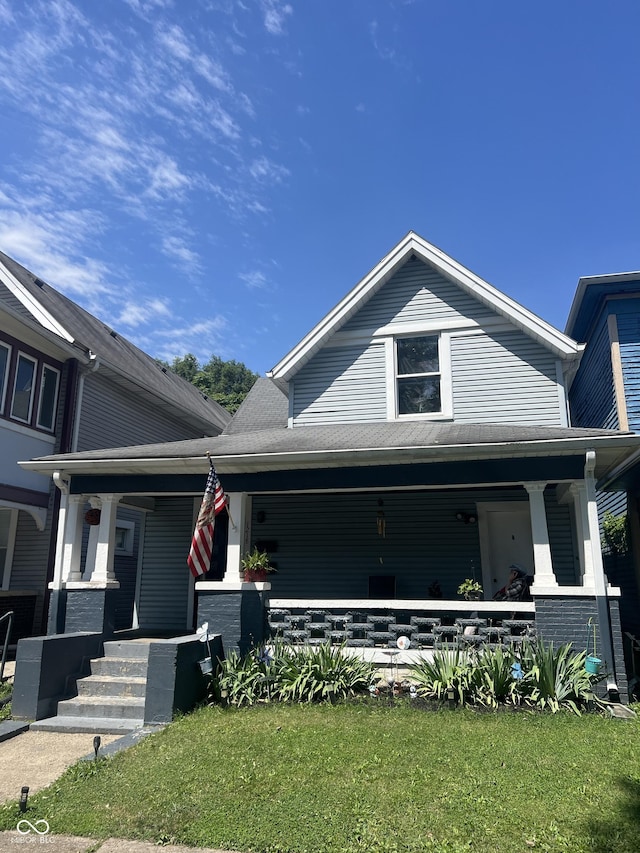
[{"xmin": 19, "ymin": 421, "xmax": 640, "ymax": 490}]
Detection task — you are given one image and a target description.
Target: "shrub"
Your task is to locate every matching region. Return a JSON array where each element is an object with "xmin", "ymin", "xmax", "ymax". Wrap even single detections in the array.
[
  {"xmin": 518, "ymin": 639, "xmax": 597, "ymax": 715},
  {"xmin": 215, "ymin": 642, "xmax": 376, "ymax": 706},
  {"xmin": 408, "ymin": 646, "xmax": 472, "ymax": 704}
]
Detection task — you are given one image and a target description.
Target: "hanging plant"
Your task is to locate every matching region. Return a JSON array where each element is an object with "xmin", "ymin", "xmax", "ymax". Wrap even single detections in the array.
[
  {"xmin": 601, "ymin": 511, "xmax": 628, "ymax": 555},
  {"xmin": 85, "ymin": 508, "xmax": 101, "ymax": 526}
]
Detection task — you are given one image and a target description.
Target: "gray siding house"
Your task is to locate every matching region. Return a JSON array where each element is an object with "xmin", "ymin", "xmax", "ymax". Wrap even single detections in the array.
[
  {"xmin": 15, "ymin": 233, "xmax": 640, "ymax": 727},
  {"xmin": 0, "ymin": 251, "xmax": 230, "ymax": 645}
]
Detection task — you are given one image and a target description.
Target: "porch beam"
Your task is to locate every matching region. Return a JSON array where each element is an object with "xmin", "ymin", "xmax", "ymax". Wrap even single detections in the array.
[{"xmin": 525, "ymin": 482, "xmax": 558, "ymax": 591}]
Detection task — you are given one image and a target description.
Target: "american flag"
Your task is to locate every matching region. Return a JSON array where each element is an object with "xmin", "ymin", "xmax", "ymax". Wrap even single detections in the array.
[{"xmin": 187, "ymin": 464, "xmax": 227, "ymax": 578}]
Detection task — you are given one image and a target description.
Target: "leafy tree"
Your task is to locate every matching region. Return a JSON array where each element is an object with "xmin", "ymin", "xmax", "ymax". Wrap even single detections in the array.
[{"xmin": 161, "ymin": 353, "xmax": 259, "ymax": 414}]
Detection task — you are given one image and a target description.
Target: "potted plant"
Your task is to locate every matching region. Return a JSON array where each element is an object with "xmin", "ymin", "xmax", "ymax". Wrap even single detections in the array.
[
  {"xmin": 457, "ymin": 578, "xmax": 483, "ymax": 601},
  {"xmin": 241, "ymin": 547, "xmax": 275, "ymax": 582}
]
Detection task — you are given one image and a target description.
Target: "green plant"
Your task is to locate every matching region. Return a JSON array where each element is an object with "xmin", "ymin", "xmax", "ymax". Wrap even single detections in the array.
[
  {"xmin": 241, "ymin": 547, "xmax": 275, "ymax": 577},
  {"xmin": 602, "ymin": 511, "xmax": 628, "ymax": 555},
  {"xmin": 409, "ymin": 646, "xmax": 472, "ymax": 704},
  {"xmin": 457, "ymin": 578, "xmax": 483, "ymax": 600},
  {"xmin": 518, "ymin": 639, "xmax": 597, "ymax": 715},
  {"xmin": 216, "ymin": 645, "xmax": 277, "ymax": 706},
  {"xmin": 275, "ymin": 643, "xmax": 376, "ymax": 703},
  {"xmin": 471, "ymin": 644, "xmax": 521, "ymax": 708}
]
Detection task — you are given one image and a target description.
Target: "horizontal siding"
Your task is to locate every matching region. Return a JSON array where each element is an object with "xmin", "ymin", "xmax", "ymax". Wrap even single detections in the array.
[
  {"xmin": 292, "ymin": 343, "xmax": 387, "ymax": 425},
  {"xmin": 77, "ymin": 373, "xmax": 201, "ymax": 452},
  {"xmin": 451, "ymin": 331, "xmax": 562, "ymax": 425},
  {"xmin": 252, "ymin": 486, "xmax": 577, "ymax": 598},
  {"xmin": 137, "ymin": 497, "xmax": 193, "ymax": 631},
  {"xmin": 618, "ymin": 310, "xmax": 640, "ymax": 432},
  {"xmin": 569, "ymin": 316, "xmax": 616, "ymax": 429},
  {"xmin": 342, "ymin": 256, "xmax": 494, "ymax": 331}
]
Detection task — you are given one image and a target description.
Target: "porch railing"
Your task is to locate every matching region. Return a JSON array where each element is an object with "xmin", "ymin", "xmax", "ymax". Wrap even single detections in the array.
[{"xmin": 267, "ymin": 599, "xmax": 535, "ymax": 650}]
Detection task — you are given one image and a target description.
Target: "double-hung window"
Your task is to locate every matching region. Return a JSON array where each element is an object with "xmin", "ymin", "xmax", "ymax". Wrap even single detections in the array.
[
  {"xmin": 11, "ymin": 352, "xmax": 37, "ymax": 423},
  {"xmin": 0, "ymin": 334, "xmax": 61, "ymax": 433},
  {"xmin": 396, "ymin": 335, "xmax": 442, "ymax": 416}
]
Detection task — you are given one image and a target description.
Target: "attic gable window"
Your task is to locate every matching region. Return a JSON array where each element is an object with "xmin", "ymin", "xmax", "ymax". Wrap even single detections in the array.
[{"xmin": 396, "ymin": 335, "xmax": 441, "ymax": 415}]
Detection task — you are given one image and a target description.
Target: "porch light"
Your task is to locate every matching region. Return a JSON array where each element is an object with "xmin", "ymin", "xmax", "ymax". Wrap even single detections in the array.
[
  {"xmin": 446, "ymin": 688, "xmax": 456, "ymax": 709},
  {"xmin": 455, "ymin": 512, "xmax": 476, "ymax": 524},
  {"xmin": 19, "ymin": 786, "xmax": 29, "ymax": 813}
]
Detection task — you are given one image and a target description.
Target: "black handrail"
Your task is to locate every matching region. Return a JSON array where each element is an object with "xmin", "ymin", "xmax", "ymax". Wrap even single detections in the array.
[{"xmin": 0, "ymin": 611, "xmax": 13, "ymax": 682}]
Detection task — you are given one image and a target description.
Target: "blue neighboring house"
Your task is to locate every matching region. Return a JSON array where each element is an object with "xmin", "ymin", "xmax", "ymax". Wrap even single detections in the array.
[{"xmin": 566, "ymin": 271, "xmax": 640, "ymax": 685}]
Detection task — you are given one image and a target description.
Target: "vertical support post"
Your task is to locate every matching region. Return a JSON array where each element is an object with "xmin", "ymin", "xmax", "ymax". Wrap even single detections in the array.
[
  {"xmin": 569, "ymin": 482, "xmax": 596, "ymax": 589},
  {"xmin": 89, "ymin": 494, "xmax": 121, "ymax": 585},
  {"xmin": 224, "ymin": 492, "xmax": 251, "ymax": 583},
  {"xmin": 62, "ymin": 495, "xmax": 86, "ymax": 583},
  {"xmin": 526, "ymin": 482, "xmax": 557, "ymax": 590}
]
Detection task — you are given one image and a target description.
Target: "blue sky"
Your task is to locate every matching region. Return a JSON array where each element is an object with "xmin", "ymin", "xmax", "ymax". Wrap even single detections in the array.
[{"xmin": 0, "ymin": 1, "xmax": 638, "ymax": 375}]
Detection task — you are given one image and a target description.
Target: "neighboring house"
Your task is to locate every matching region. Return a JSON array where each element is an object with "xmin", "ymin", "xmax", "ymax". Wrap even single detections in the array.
[
  {"xmin": 15, "ymin": 232, "xmax": 640, "ymax": 727},
  {"xmin": 0, "ymin": 250, "xmax": 231, "ymax": 644},
  {"xmin": 566, "ymin": 271, "xmax": 640, "ymax": 663}
]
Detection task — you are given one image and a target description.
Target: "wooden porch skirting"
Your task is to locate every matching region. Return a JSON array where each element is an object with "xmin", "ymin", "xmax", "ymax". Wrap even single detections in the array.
[{"xmin": 267, "ymin": 599, "xmax": 536, "ymax": 650}]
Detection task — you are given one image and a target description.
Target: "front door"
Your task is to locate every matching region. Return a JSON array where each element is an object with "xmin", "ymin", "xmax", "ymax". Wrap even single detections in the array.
[{"xmin": 477, "ymin": 502, "xmax": 534, "ymax": 597}]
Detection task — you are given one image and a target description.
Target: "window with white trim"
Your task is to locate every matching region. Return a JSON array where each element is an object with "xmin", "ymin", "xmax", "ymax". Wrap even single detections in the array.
[
  {"xmin": 37, "ymin": 365, "xmax": 60, "ymax": 430},
  {"xmin": 0, "ymin": 342, "xmax": 9, "ymax": 413},
  {"xmin": 0, "ymin": 334, "xmax": 61, "ymax": 433},
  {"xmin": 396, "ymin": 335, "xmax": 442, "ymax": 416},
  {"xmin": 115, "ymin": 519, "xmax": 135, "ymax": 555},
  {"xmin": 0, "ymin": 508, "xmax": 17, "ymax": 589},
  {"xmin": 11, "ymin": 352, "xmax": 37, "ymax": 422}
]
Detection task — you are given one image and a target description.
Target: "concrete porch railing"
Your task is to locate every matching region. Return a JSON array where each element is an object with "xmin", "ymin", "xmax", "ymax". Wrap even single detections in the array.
[{"xmin": 267, "ymin": 599, "xmax": 536, "ymax": 654}]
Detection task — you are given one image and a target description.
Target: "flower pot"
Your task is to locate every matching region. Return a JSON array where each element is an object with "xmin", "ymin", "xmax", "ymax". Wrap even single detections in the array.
[
  {"xmin": 585, "ymin": 655, "xmax": 601, "ymax": 675},
  {"xmin": 244, "ymin": 569, "xmax": 268, "ymax": 582}
]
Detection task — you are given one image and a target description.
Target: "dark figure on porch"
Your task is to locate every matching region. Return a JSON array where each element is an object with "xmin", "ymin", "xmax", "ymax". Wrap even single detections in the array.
[{"xmin": 492, "ymin": 565, "xmax": 531, "ymax": 602}]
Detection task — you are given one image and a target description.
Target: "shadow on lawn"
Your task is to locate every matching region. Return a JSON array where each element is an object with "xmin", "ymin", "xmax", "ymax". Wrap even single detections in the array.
[{"xmin": 586, "ymin": 776, "xmax": 640, "ymax": 853}]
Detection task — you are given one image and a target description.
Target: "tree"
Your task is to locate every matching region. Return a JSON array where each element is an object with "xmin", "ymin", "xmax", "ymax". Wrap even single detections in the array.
[{"xmin": 161, "ymin": 353, "xmax": 259, "ymax": 414}]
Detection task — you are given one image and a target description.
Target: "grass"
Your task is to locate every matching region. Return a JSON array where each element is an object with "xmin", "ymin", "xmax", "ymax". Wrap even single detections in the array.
[
  {"xmin": 0, "ymin": 679, "xmax": 11, "ymax": 722},
  {"xmin": 0, "ymin": 702, "xmax": 639, "ymax": 852}
]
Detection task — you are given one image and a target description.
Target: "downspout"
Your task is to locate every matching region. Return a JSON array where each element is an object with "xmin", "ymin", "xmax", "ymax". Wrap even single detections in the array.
[{"xmin": 584, "ymin": 450, "xmax": 619, "ymax": 696}]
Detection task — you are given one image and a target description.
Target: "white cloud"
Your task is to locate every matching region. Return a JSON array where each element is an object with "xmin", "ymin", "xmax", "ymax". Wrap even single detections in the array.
[
  {"xmin": 239, "ymin": 270, "xmax": 268, "ymax": 289},
  {"xmin": 161, "ymin": 235, "xmax": 201, "ymax": 272},
  {"xmin": 260, "ymin": 1, "xmax": 293, "ymax": 35},
  {"xmin": 249, "ymin": 156, "xmax": 290, "ymax": 184},
  {"xmin": 114, "ymin": 298, "xmax": 172, "ymax": 328}
]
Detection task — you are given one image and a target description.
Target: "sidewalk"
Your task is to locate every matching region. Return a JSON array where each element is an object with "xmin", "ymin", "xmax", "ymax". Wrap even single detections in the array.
[{"xmin": 0, "ymin": 834, "xmax": 240, "ymax": 851}]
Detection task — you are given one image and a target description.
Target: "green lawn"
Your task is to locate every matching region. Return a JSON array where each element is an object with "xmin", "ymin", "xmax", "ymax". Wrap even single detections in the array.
[{"xmin": 1, "ymin": 702, "xmax": 639, "ymax": 853}]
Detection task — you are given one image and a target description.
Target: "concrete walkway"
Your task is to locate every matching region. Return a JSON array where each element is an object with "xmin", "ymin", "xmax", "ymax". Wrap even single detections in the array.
[{"xmin": 0, "ymin": 834, "xmax": 240, "ymax": 851}]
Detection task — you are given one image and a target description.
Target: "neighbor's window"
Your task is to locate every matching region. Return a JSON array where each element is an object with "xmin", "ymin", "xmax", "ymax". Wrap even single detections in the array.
[
  {"xmin": 37, "ymin": 365, "xmax": 60, "ymax": 430},
  {"xmin": 0, "ymin": 343, "xmax": 9, "ymax": 411},
  {"xmin": 11, "ymin": 352, "xmax": 37, "ymax": 422},
  {"xmin": 0, "ymin": 508, "xmax": 16, "ymax": 589},
  {"xmin": 396, "ymin": 335, "xmax": 441, "ymax": 415},
  {"xmin": 114, "ymin": 520, "xmax": 135, "ymax": 555}
]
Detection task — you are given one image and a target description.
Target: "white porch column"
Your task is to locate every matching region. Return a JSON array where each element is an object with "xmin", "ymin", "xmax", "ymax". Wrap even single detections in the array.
[
  {"xmin": 569, "ymin": 482, "xmax": 596, "ymax": 590},
  {"xmin": 525, "ymin": 482, "xmax": 558, "ymax": 590},
  {"xmin": 88, "ymin": 494, "xmax": 121, "ymax": 585},
  {"xmin": 62, "ymin": 495, "xmax": 86, "ymax": 583},
  {"xmin": 224, "ymin": 492, "xmax": 251, "ymax": 583},
  {"xmin": 84, "ymin": 497, "xmax": 101, "ymax": 581}
]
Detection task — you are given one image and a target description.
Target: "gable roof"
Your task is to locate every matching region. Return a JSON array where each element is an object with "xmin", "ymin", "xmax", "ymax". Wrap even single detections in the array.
[
  {"xmin": 268, "ymin": 232, "xmax": 584, "ymax": 382},
  {"xmin": 0, "ymin": 250, "xmax": 231, "ymax": 434},
  {"xmin": 565, "ymin": 271, "xmax": 640, "ymax": 342}
]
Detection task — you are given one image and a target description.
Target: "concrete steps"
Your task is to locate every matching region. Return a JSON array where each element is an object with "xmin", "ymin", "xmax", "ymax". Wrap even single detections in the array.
[{"xmin": 30, "ymin": 639, "xmax": 151, "ymax": 734}]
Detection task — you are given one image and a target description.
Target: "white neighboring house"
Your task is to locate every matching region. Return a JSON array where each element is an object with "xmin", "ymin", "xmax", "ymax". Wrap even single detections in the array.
[{"xmin": 0, "ymin": 250, "xmax": 230, "ymax": 642}]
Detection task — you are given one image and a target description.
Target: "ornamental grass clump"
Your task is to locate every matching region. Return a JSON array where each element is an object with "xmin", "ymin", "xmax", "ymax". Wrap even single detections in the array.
[
  {"xmin": 409, "ymin": 639, "xmax": 599, "ymax": 714},
  {"xmin": 215, "ymin": 641, "xmax": 376, "ymax": 706}
]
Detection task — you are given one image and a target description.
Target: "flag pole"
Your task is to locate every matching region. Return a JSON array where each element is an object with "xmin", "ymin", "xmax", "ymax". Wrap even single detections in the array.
[{"xmin": 205, "ymin": 452, "xmax": 235, "ymax": 529}]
